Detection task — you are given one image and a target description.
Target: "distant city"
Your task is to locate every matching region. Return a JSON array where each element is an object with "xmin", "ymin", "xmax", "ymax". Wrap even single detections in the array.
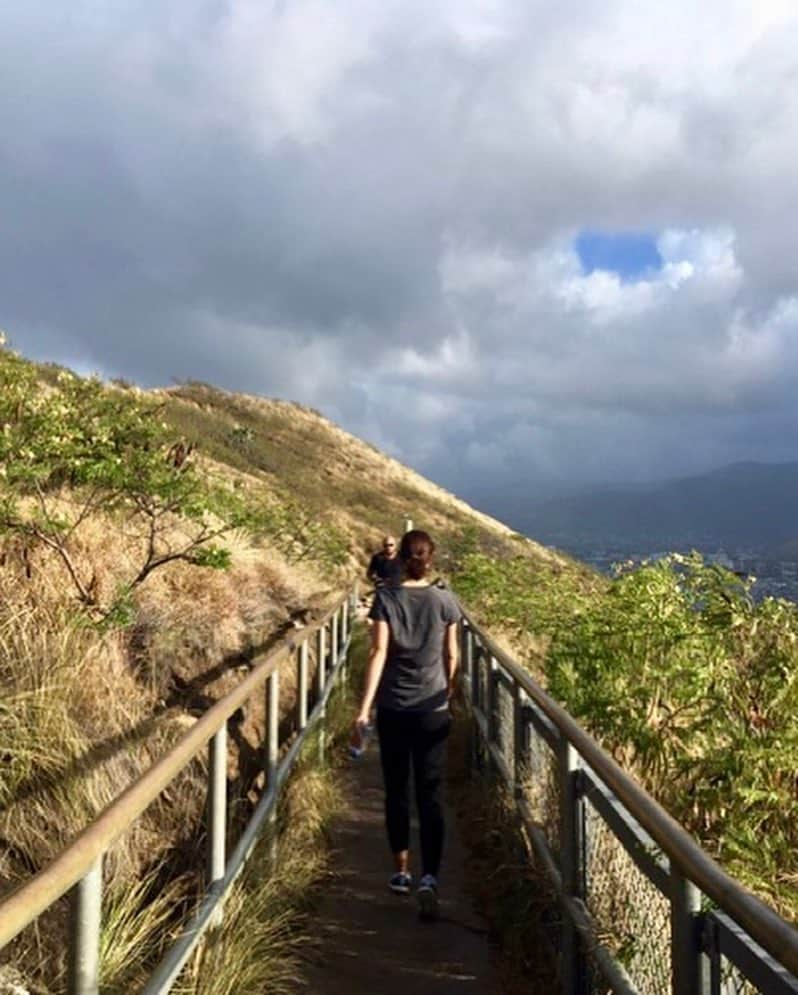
[
  {"xmin": 506, "ymin": 461, "xmax": 798, "ymax": 604},
  {"xmin": 547, "ymin": 537, "xmax": 798, "ymax": 603}
]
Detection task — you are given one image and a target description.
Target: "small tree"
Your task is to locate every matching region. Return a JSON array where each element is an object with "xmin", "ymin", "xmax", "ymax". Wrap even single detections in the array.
[{"xmin": 0, "ymin": 341, "xmax": 234, "ymax": 619}]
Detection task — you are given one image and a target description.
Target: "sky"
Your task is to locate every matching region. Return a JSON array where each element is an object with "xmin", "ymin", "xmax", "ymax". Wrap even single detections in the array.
[{"xmin": 2, "ymin": 1, "xmax": 798, "ymax": 523}]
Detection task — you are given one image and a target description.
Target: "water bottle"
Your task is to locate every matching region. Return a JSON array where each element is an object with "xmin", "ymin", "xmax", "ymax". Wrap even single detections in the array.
[{"xmin": 349, "ymin": 720, "xmax": 372, "ymax": 759}]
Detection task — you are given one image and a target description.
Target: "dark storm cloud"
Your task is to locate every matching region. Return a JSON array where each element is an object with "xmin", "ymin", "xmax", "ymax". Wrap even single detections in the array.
[{"xmin": 2, "ymin": 1, "xmax": 798, "ymax": 510}]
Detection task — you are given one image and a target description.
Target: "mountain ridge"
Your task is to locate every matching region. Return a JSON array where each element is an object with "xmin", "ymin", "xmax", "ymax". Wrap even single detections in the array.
[{"xmin": 517, "ymin": 460, "xmax": 798, "ymax": 552}]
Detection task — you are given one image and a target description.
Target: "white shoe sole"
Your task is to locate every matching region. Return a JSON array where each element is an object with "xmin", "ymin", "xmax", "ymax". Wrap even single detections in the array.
[{"xmin": 389, "ymin": 881, "xmax": 411, "ymax": 895}]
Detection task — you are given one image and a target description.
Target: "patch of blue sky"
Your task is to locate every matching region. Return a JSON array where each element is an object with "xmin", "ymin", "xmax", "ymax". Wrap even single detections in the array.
[{"xmin": 575, "ymin": 230, "xmax": 663, "ymax": 282}]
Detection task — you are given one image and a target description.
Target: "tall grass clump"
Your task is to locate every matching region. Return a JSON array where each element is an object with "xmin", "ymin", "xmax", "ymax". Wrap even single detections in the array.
[
  {"xmin": 0, "ymin": 588, "xmax": 184, "ymax": 880},
  {"xmin": 0, "ymin": 600, "xmax": 104, "ymax": 839},
  {"xmin": 179, "ymin": 767, "xmax": 342, "ymax": 995},
  {"xmin": 0, "ymin": 604, "xmax": 90, "ymax": 812},
  {"xmin": 99, "ymin": 868, "xmax": 190, "ymax": 995}
]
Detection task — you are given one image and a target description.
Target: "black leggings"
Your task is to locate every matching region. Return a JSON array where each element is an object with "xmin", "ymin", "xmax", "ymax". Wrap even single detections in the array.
[{"xmin": 376, "ymin": 707, "xmax": 451, "ymax": 878}]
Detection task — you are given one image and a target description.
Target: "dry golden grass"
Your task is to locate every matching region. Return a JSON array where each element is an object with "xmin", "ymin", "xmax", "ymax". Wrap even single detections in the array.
[
  {"xmin": 99, "ymin": 868, "xmax": 192, "ymax": 995},
  {"xmin": 176, "ymin": 694, "xmax": 350, "ymax": 995},
  {"xmin": 0, "ymin": 585, "xmax": 152, "ymax": 867},
  {"xmin": 158, "ymin": 382, "xmax": 567, "ymax": 578},
  {"xmin": 0, "ymin": 497, "xmax": 355, "ymax": 994}
]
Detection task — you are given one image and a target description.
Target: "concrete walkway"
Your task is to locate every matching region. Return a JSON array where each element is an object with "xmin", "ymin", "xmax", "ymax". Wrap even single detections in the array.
[{"xmin": 299, "ymin": 740, "xmax": 500, "ymax": 994}]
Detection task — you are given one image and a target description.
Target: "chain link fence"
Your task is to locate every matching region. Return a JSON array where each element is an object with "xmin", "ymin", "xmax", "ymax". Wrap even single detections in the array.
[{"xmin": 461, "ymin": 616, "xmax": 798, "ymax": 995}]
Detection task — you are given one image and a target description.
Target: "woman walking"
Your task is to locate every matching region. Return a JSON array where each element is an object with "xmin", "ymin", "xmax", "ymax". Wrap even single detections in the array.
[{"xmin": 353, "ymin": 529, "xmax": 460, "ymax": 919}]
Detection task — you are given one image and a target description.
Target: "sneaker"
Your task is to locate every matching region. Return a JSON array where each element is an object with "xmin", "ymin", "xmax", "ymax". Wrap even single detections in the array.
[
  {"xmin": 389, "ymin": 872, "xmax": 412, "ymax": 895},
  {"xmin": 417, "ymin": 874, "xmax": 439, "ymax": 920}
]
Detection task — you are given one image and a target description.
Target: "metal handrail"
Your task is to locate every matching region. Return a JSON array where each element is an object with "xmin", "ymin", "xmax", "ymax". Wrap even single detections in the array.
[
  {"xmin": 0, "ymin": 587, "xmax": 355, "ymax": 974},
  {"xmin": 460, "ymin": 607, "xmax": 798, "ymax": 984}
]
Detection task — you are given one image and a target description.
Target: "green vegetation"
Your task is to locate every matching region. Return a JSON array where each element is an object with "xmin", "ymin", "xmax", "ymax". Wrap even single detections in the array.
[
  {"xmin": 0, "ymin": 343, "xmax": 349, "ymax": 625},
  {"xmin": 451, "ymin": 549, "xmax": 798, "ymax": 920},
  {"xmin": 0, "ymin": 345, "xmax": 234, "ymax": 617},
  {"xmin": 452, "ymin": 548, "xmax": 601, "ymax": 643}
]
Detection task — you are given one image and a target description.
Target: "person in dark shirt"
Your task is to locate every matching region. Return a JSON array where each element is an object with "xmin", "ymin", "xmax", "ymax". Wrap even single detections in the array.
[
  {"xmin": 366, "ymin": 534, "xmax": 403, "ymax": 587},
  {"xmin": 354, "ymin": 529, "xmax": 460, "ymax": 920}
]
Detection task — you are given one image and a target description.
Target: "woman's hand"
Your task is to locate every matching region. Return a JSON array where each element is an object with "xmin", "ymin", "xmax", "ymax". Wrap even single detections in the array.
[{"xmin": 351, "ymin": 715, "xmax": 369, "ymax": 750}]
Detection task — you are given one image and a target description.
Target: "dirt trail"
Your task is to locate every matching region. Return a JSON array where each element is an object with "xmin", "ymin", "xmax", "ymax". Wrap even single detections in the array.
[{"xmin": 298, "ymin": 741, "xmax": 500, "ymax": 994}]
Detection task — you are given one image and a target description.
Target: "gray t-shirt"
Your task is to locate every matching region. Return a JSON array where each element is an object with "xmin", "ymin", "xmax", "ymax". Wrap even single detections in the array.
[{"xmin": 369, "ymin": 584, "xmax": 461, "ymax": 713}]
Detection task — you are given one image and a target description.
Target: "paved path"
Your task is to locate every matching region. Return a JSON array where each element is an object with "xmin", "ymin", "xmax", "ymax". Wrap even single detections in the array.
[{"xmin": 299, "ymin": 741, "xmax": 500, "ymax": 994}]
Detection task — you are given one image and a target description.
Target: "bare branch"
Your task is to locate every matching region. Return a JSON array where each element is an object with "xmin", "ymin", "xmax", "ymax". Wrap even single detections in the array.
[{"xmin": 24, "ymin": 524, "xmax": 95, "ymax": 606}]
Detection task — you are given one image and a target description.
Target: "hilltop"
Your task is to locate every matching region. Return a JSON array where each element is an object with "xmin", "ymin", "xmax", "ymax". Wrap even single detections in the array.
[{"xmin": 155, "ymin": 378, "xmax": 552, "ymax": 564}]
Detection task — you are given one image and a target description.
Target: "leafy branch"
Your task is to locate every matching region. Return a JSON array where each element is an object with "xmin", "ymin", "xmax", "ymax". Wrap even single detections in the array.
[{"xmin": 0, "ymin": 345, "xmax": 237, "ymax": 619}]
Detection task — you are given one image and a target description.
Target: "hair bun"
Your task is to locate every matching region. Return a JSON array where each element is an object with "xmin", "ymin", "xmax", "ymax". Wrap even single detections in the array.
[{"xmin": 398, "ymin": 529, "xmax": 435, "ymax": 579}]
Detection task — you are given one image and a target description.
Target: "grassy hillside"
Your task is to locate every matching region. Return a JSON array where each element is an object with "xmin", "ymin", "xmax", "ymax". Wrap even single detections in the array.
[
  {"xmin": 155, "ymin": 379, "xmax": 560, "ymax": 562},
  {"xmin": 0, "ymin": 343, "xmax": 581, "ymax": 992}
]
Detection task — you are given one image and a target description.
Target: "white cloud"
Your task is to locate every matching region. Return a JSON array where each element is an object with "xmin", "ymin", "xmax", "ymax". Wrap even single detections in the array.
[
  {"xmin": 3, "ymin": 0, "xmax": 798, "ymax": 512},
  {"xmin": 212, "ymin": 0, "xmax": 380, "ymax": 147}
]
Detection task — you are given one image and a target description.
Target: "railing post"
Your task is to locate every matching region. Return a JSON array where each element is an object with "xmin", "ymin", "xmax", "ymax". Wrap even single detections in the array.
[
  {"xmin": 512, "ymin": 682, "xmax": 527, "ymax": 799},
  {"xmin": 459, "ymin": 621, "xmax": 474, "ymax": 767},
  {"xmin": 68, "ymin": 856, "xmax": 103, "ymax": 995},
  {"xmin": 297, "ymin": 639, "xmax": 309, "ymax": 731},
  {"xmin": 488, "ymin": 655, "xmax": 499, "ymax": 756},
  {"xmin": 266, "ymin": 669, "xmax": 279, "ymax": 787},
  {"xmin": 459, "ymin": 619, "xmax": 468, "ymax": 697},
  {"xmin": 703, "ymin": 917, "xmax": 722, "ymax": 995},
  {"xmin": 672, "ymin": 872, "xmax": 706, "ymax": 995},
  {"xmin": 471, "ymin": 637, "xmax": 484, "ymax": 771},
  {"xmin": 316, "ymin": 624, "xmax": 327, "ymax": 762},
  {"xmin": 559, "ymin": 738, "xmax": 587, "ymax": 995},
  {"xmin": 208, "ymin": 725, "xmax": 227, "ymax": 885},
  {"xmin": 469, "ymin": 631, "xmax": 479, "ymax": 711},
  {"xmin": 265, "ymin": 668, "xmax": 280, "ymax": 859},
  {"xmin": 331, "ymin": 611, "xmax": 339, "ymax": 671}
]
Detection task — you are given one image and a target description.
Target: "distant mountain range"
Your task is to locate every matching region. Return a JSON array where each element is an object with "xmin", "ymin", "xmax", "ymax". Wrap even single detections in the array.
[{"xmin": 518, "ymin": 461, "xmax": 798, "ymax": 556}]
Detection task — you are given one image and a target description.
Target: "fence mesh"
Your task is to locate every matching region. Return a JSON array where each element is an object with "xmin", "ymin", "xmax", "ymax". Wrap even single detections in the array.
[
  {"xmin": 494, "ymin": 675, "xmax": 514, "ymax": 772},
  {"xmin": 712, "ymin": 956, "xmax": 764, "ymax": 995},
  {"xmin": 467, "ymin": 632, "xmax": 794, "ymax": 995},
  {"xmin": 583, "ymin": 795, "xmax": 671, "ymax": 995},
  {"xmin": 716, "ymin": 958, "xmax": 761, "ymax": 995},
  {"xmin": 520, "ymin": 714, "xmax": 560, "ymax": 852}
]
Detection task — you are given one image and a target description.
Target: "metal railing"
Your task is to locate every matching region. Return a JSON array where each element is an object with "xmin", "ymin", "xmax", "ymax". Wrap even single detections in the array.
[
  {"xmin": 460, "ymin": 610, "xmax": 798, "ymax": 995},
  {"xmin": 0, "ymin": 586, "xmax": 358, "ymax": 995}
]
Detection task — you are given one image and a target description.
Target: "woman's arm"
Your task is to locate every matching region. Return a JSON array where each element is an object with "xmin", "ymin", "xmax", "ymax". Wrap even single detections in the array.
[
  {"xmin": 444, "ymin": 622, "xmax": 459, "ymax": 697},
  {"xmin": 355, "ymin": 619, "xmax": 389, "ymax": 724}
]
